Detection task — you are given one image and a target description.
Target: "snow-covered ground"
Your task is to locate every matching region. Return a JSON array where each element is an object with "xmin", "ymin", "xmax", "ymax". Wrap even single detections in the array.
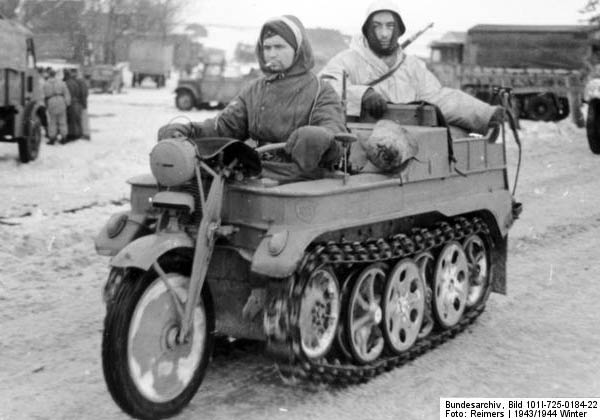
[{"xmin": 1, "ymin": 86, "xmax": 599, "ymax": 420}]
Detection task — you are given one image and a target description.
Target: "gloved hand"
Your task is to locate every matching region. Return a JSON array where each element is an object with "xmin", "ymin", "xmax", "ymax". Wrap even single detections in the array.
[
  {"xmin": 362, "ymin": 88, "xmax": 388, "ymax": 119},
  {"xmin": 488, "ymin": 106, "xmax": 505, "ymax": 126},
  {"xmin": 156, "ymin": 122, "xmax": 192, "ymax": 141},
  {"xmin": 285, "ymin": 126, "xmax": 338, "ymax": 172}
]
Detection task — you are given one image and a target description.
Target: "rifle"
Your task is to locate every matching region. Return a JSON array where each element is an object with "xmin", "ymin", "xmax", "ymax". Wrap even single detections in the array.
[{"xmin": 400, "ymin": 22, "xmax": 434, "ymax": 49}]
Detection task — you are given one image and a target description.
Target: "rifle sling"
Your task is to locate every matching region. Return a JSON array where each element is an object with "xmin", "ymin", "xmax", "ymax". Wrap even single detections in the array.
[{"xmin": 367, "ymin": 53, "xmax": 406, "ymax": 87}]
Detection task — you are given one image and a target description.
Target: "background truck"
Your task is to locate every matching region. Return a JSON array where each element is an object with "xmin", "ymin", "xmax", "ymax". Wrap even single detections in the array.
[
  {"xmin": 0, "ymin": 16, "xmax": 42, "ymax": 163},
  {"xmin": 87, "ymin": 63, "xmax": 123, "ymax": 93},
  {"xmin": 174, "ymin": 51, "xmax": 257, "ymax": 110},
  {"xmin": 428, "ymin": 25, "xmax": 599, "ymax": 126},
  {"xmin": 129, "ymin": 38, "xmax": 173, "ymax": 88}
]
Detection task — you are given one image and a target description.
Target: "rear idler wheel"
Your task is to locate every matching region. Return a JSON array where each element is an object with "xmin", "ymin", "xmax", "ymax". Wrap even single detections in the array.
[
  {"xmin": 382, "ymin": 259, "xmax": 425, "ymax": 354},
  {"xmin": 463, "ymin": 235, "xmax": 490, "ymax": 307},
  {"xmin": 432, "ymin": 242, "xmax": 469, "ymax": 328},
  {"xmin": 346, "ymin": 263, "xmax": 387, "ymax": 364},
  {"xmin": 298, "ymin": 265, "xmax": 340, "ymax": 360}
]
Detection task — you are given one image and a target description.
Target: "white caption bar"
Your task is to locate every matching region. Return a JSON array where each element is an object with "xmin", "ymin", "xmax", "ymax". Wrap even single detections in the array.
[{"xmin": 441, "ymin": 398, "xmax": 600, "ymax": 419}]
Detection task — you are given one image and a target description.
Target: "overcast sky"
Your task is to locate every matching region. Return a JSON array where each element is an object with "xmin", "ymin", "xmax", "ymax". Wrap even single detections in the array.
[{"xmin": 185, "ymin": 0, "xmax": 591, "ymax": 57}]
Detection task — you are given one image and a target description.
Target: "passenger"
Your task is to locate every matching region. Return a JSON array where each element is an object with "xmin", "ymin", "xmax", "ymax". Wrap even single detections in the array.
[
  {"xmin": 320, "ymin": 0, "xmax": 503, "ymax": 134},
  {"xmin": 43, "ymin": 68, "xmax": 70, "ymax": 145},
  {"xmin": 34, "ymin": 67, "xmax": 48, "ymax": 137},
  {"xmin": 74, "ymin": 69, "xmax": 91, "ymax": 140},
  {"xmin": 158, "ymin": 15, "xmax": 346, "ymax": 180}
]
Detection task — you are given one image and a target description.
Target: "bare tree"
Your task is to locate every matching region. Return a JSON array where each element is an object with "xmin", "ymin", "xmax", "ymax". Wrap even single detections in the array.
[
  {"xmin": 85, "ymin": 0, "xmax": 188, "ymax": 64},
  {"xmin": 0, "ymin": 0, "xmax": 20, "ymax": 18},
  {"xmin": 581, "ymin": 0, "xmax": 600, "ymax": 24}
]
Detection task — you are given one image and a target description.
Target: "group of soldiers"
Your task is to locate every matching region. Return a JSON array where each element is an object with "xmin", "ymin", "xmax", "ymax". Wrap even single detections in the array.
[{"xmin": 39, "ymin": 67, "xmax": 90, "ymax": 145}]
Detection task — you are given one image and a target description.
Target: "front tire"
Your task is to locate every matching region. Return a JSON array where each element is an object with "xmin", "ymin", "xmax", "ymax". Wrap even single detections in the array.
[
  {"xmin": 102, "ymin": 257, "xmax": 214, "ymax": 419},
  {"xmin": 586, "ymin": 99, "xmax": 600, "ymax": 154},
  {"xmin": 525, "ymin": 94, "xmax": 557, "ymax": 121},
  {"xmin": 175, "ymin": 91, "xmax": 195, "ymax": 111},
  {"xmin": 19, "ymin": 117, "xmax": 42, "ymax": 163}
]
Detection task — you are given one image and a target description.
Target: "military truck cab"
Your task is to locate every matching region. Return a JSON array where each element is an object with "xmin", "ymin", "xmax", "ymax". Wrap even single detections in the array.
[
  {"xmin": 0, "ymin": 15, "xmax": 42, "ymax": 163},
  {"xmin": 175, "ymin": 54, "xmax": 257, "ymax": 111},
  {"xmin": 429, "ymin": 25, "xmax": 597, "ymax": 127}
]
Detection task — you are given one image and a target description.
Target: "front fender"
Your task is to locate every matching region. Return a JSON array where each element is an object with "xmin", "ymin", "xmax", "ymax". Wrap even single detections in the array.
[
  {"xmin": 251, "ymin": 228, "xmax": 321, "ymax": 278},
  {"xmin": 175, "ymin": 81, "xmax": 201, "ymax": 100},
  {"xmin": 110, "ymin": 231, "xmax": 194, "ymax": 270}
]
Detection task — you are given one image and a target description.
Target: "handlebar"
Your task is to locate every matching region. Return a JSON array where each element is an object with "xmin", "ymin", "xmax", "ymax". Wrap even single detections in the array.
[{"xmin": 255, "ymin": 142, "xmax": 287, "ymax": 154}]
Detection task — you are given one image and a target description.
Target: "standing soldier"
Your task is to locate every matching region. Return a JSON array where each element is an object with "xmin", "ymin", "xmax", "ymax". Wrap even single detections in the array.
[
  {"xmin": 76, "ymin": 70, "xmax": 91, "ymax": 140},
  {"xmin": 43, "ymin": 68, "xmax": 70, "ymax": 145},
  {"xmin": 64, "ymin": 70, "xmax": 83, "ymax": 141}
]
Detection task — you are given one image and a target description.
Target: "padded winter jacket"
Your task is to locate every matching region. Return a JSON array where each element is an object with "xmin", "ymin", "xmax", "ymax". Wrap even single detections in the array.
[
  {"xmin": 320, "ymin": 34, "xmax": 496, "ymax": 134},
  {"xmin": 192, "ymin": 16, "xmax": 346, "ymax": 145}
]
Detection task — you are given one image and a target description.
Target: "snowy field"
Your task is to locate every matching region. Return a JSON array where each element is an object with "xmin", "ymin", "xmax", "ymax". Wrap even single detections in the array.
[{"xmin": 1, "ymin": 83, "xmax": 599, "ymax": 420}]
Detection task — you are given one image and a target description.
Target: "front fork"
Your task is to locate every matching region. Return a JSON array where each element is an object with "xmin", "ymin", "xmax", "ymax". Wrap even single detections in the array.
[{"xmin": 153, "ymin": 170, "xmax": 226, "ymax": 343}]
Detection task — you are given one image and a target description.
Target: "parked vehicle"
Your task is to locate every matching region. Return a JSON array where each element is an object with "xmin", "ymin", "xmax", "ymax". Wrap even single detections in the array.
[
  {"xmin": 95, "ymin": 102, "xmax": 522, "ymax": 419},
  {"xmin": 175, "ymin": 54, "xmax": 258, "ymax": 110},
  {"xmin": 0, "ymin": 16, "xmax": 42, "ymax": 163},
  {"xmin": 428, "ymin": 25, "xmax": 597, "ymax": 126},
  {"xmin": 129, "ymin": 38, "xmax": 173, "ymax": 88},
  {"xmin": 87, "ymin": 64, "xmax": 123, "ymax": 93}
]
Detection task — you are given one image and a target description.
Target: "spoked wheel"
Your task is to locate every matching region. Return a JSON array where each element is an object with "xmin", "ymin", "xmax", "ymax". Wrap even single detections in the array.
[
  {"xmin": 415, "ymin": 252, "xmax": 434, "ymax": 338},
  {"xmin": 346, "ymin": 263, "xmax": 387, "ymax": 364},
  {"xmin": 463, "ymin": 235, "xmax": 490, "ymax": 307},
  {"xmin": 382, "ymin": 259, "xmax": 425, "ymax": 354},
  {"xmin": 433, "ymin": 242, "xmax": 469, "ymax": 328},
  {"xmin": 335, "ymin": 271, "xmax": 358, "ymax": 361},
  {"xmin": 102, "ymin": 257, "xmax": 214, "ymax": 420},
  {"xmin": 298, "ymin": 265, "xmax": 340, "ymax": 360}
]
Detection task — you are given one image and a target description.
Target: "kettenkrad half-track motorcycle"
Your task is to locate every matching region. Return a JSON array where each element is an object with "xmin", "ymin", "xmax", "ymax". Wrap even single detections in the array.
[{"xmin": 95, "ymin": 103, "xmax": 522, "ymax": 419}]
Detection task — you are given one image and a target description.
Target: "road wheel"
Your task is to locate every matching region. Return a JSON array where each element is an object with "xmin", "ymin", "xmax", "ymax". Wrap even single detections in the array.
[
  {"xmin": 102, "ymin": 256, "xmax": 214, "ymax": 419},
  {"xmin": 298, "ymin": 265, "xmax": 340, "ymax": 360},
  {"xmin": 432, "ymin": 242, "xmax": 469, "ymax": 329},
  {"xmin": 382, "ymin": 259, "xmax": 425, "ymax": 354},
  {"xmin": 526, "ymin": 94, "xmax": 557, "ymax": 121},
  {"xmin": 463, "ymin": 235, "xmax": 490, "ymax": 307},
  {"xmin": 175, "ymin": 91, "xmax": 195, "ymax": 111},
  {"xmin": 18, "ymin": 117, "xmax": 42, "ymax": 163},
  {"xmin": 346, "ymin": 263, "xmax": 386, "ymax": 363},
  {"xmin": 586, "ymin": 99, "xmax": 600, "ymax": 154}
]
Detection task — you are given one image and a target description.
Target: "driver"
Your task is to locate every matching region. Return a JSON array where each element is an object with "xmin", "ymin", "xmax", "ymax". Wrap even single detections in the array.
[{"xmin": 158, "ymin": 15, "xmax": 346, "ymax": 180}]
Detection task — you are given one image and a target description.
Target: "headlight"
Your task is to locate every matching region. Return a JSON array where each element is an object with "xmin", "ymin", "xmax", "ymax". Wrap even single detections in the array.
[
  {"xmin": 150, "ymin": 138, "xmax": 196, "ymax": 186},
  {"xmin": 267, "ymin": 230, "xmax": 288, "ymax": 256},
  {"xmin": 106, "ymin": 213, "xmax": 128, "ymax": 238}
]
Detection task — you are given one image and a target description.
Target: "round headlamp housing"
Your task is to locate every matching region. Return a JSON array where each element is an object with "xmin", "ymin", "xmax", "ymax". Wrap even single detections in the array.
[{"xmin": 150, "ymin": 138, "xmax": 197, "ymax": 187}]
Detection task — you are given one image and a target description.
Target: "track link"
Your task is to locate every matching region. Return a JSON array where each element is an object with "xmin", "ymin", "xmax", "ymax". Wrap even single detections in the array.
[{"xmin": 265, "ymin": 216, "xmax": 492, "ymax": 385}]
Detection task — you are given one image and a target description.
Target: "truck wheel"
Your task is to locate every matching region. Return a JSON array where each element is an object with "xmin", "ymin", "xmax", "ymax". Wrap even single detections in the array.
[
  {"xmin": 176, "ymin": 91, "xmax": 194, "ymax": 111},
  {"xmin": 586, "ymin": 99, "xmax": 600, "ymax": 154},
  {"xmin": 102, "ymin": 257, "xmax": 214, "ymax": 419},
  {"xmin": 525, "ymin": 94, "xmax": 557, "ymax": 121},
  {"xmin": 18, "ymin": 118, "xmax": 42, "ymax": 163}
]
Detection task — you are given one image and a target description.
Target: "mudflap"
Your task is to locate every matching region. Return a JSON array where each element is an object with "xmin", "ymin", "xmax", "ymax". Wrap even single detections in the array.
[{"xmin": 491, "ymin": 235, "xmax": 508, "ymax": 295}]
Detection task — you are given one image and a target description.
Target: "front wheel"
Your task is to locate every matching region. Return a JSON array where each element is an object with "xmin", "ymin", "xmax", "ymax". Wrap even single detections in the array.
[
  {"xmin": 18, "ymin": 117, "xmax": 42, "ymax": 163},
  {"xmin": 102, "ymin": 257, "xmax": 214, "ymax": 419},
  {"xmin": 175, "ymin": 91, "xmax": 195, "ymax": 111},
  {"xmin": 586, "ymin": 99, "xmax": 600, "ymax": 154}
]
